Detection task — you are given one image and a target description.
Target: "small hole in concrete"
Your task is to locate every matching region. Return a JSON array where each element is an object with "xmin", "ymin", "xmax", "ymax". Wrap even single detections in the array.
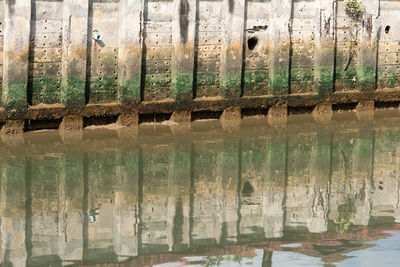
[
  {"xmin": 385, "ymin": 25, "xmax": 391, "ymax": 34},
  {"xmin": 247, "ymin": 36, "xmax": 258, "ymax": 51}
]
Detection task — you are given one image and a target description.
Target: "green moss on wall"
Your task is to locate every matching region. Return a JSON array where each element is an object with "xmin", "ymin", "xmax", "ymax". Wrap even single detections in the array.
[
  {"xmin": 335, "ymin": 62, "xmax": 357, "ymax": 91},
  {"xmin": 61, "ymin": 76, "xmax": 85, "ymax": 109},
  {"xmin": 317, "ymin": 66, "xmax": 334, "ymax": 96},
  {"xmin": 220, "ymin": 72, "xmax": 241, "ymax": 98},
  {"xmin": 197, "ymin": 73, "xmax": 218, "ymax": 87},
  {"xmin": 378, "ymin": 71, "xmax": 399, "ymax": 89},
  {"xmin": 2, "ymin": 81, "xmax": 27, "ymax": 113},
  {"xmin": 89, "ymin": 75, "xmax": 118, "ymax": 103},
  {"xmin": 244, "ymin": 70, "xmax": 269, "ymax": 96},
  {"xmin": 291, "ymin": 68, "xmax": 315, "ymax": 93},
  {"xmin": 144, "ymin": 73, "xmax": 172, "ymax": 100},
  {"xmin": 270, "ymin": 69, "xmax": 289, "ymax": 95},
  {"xmin": 356, "ymin": 65, "xmax": 376, "ymax": 91},
  {"xmin": 173, "ymin": 73, "xmax": 193, "ymax": 103},
  {"xmin": 30, "ymin": 77, "xmax": 61, "ymax": 105},
  {"xmin": 118, "ymin": 75, "xmax": 141, "ymax": 104}
]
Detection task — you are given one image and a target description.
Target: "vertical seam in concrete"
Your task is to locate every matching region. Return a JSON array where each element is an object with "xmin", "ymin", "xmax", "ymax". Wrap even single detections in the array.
[{"xmin": 85, "ymin": 0, "xmax": 92, "ymax": 104}]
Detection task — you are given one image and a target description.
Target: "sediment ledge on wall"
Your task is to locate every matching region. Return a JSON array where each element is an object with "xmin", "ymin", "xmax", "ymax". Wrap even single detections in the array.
[{"xmin": 0, "ymin": 0, "xmax": 399, "ymax": 131}]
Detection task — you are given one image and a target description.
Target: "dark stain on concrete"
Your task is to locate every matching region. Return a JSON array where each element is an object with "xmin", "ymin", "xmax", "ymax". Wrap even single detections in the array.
[
  {"xmin": 179, "ymin": 0, "xmax": 189, "ymax": 44},
  {"xmin": 229, "ymin": 0, "xmax": 234, "ymax": 14},
  {"xmin": 367, "ymin": 15, "xmax": 373, "ymax": 39},
  {"xmin": 6, "ymin": 0, "xmax": 16, "ymax": 15}
]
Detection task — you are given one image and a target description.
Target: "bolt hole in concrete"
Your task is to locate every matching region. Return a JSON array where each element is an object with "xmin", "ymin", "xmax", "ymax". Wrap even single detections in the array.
[
  {"xmin": 385, "ymin": 25, "xmax": 390, "ymax": 34},
  {"xmin": 247, "ymin": 36, "xmax": 258, "ymax": 50}
]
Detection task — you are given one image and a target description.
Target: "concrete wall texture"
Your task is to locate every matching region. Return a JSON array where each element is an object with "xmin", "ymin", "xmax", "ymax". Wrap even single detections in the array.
[{"xmin": 0, "ymin": 0, "xmax": 399, "ymax": 128}]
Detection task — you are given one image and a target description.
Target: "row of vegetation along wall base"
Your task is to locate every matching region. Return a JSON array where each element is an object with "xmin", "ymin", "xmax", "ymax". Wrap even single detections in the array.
[{"xmin": 0, "ymin": 88, "xmax": 399, "ymax": 124}]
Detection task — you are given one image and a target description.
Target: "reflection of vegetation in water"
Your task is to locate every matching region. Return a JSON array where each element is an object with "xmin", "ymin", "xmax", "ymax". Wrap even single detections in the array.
[
  {"xmin": 202, "ymin": 255, "xmax": 251, "ymax": 266},
  {"xmin": 334, "ymin": 197, "xmax": 356, "ymax": 233}
]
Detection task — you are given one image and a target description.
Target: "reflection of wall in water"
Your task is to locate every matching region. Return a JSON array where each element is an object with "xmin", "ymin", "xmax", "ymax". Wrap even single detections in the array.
[
  {"xmin": 0, "ymin": 159, "xmax": 27, "ymax": 266},
  {"xmin": 2, "ymin": 128, "xmax": 400, "ymax": 265},
  {"xmin": 192, "ymin": 141, "xmax": 227, "ymax": 246},
  {"xmin": 141, "ymin": 143, "xmax": 191, "ymax": 253},
  {"xmin": 330, "ymin": 130, "xmax": 373, "ymax": 229},
  {"xmin": 87, "ymin": 150, "xmax": 139, "ymax": 261},
  {"xmin": 286, "ymin": 132, "xmax": 330, "ymax": 233},
  {"xmin": 371, "ymin": 130, "xmax": 400, "ymax": 224},
  {"xmin": 240, "ymin": 136, "xmax": 285, "ymax": 239}
]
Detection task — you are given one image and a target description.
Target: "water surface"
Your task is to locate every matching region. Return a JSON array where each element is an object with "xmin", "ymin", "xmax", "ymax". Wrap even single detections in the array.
[{"xmin": 1, "ymin": 111, "xmax": 400, "ymax": 266}]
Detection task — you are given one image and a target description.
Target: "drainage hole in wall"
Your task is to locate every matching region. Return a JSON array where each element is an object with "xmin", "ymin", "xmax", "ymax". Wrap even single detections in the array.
[
  {"xmin": 247, "ymin": 36, "xmax": 258, "ymax": 51},
  {"xmin": 83, "ymin": 115, "xmax": 119, "ymax": 127},
  {"xmin": 139, "ymin": 113, "xmax": 172, "ymax": 124},
  {"xmin": 25, "ymin": 119, "xmax": 63, "ymax": 131},
  {"xmin": 385, "ymin": 25, "xmax": 391, "ymax": 34},
  {"xmin": 288, "ymin": 106, "xmax": 315, "ymax": 115},
  {"xmin": 191, "ymin": 110, "xmax": 223, "ymax": 121},
  {"xmin": 332, "ymin": 102, "xmax": 358, "ymax": 112},
  {"xmin": 241, "ymin": 108, "xmax": 268, "ymax": 118}
]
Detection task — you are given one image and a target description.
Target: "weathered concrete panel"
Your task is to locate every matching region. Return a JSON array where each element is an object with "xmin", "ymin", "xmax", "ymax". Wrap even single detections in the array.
[
  {"xmin": 377, "ymin": 0, "xmax": 400, "ymax": 89},
  {"xmin": 195, "ymin": 0, "xmax": 223, "ymax": 98},
  {"xmin": 143, "ymin": 0, "xmax": 173, "ymax": 101},
  {"xmin": 290, "ymin": 1, "xmax": 316, "ymax": 94},
  {"xmin": 88, "ymin": 0, "xmax": 119, "ymax": 103},
  {"xmin": 29, "ymin": 0, "xmax": 63, "ymax": 106},
  {"xmin": 2, "ymin": 0, "xmax": 400, "ymax": 126},
  {"xmin": 243, "ymin": 0, "xmax": 270, "ymax": 96},
  {"xmin": 2, "ymin": 0, "xmax": 31, "ymax": 115}
]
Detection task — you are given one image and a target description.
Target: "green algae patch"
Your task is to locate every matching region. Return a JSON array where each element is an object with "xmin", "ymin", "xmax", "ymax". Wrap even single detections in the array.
[
  {"xmin": 89, "ymin": 75, "xmax": 118, "ymax": 104},
  {"xmin": 196, "ymin": 73, "xmax": 220, "ymax": 97},
  {"xmin": 378, "ymin": 71, "xmax": 400, "ymax": 89},
  {"xmin": 197, "ymin": 73, "xmax": 218, "ymax": 87},
  {"xmin": 291, "ymin": 68, "xmax": 315, "ymax": 93},
  {"xmin": 118, "ymin": 76, "xmax": 141, "ymax": 104},
  {"xmin": 2, "ymin": 81, "xmax": 27, "ymax": 113},
  {"xmin": 335, "ymin": 62, "xmax": 357, "ymax": 91},
  {"xmin": 144, "ymin": 73, "xmax": 172, "ymax": 101},
  {"xmin": 244, "ymin": 70, "xmax": 269, "ymax": 96},
  {"xmin": 30, "ymin": 77, "xmax": 61, "ymax": 105},
  {"xmin": 173, "ymin": 73, "xmax": 193, "ymax": 103},
  {"xmin": 316, "ymin": 66, "xmax": 334, "ymax": 96},
  {"xmin": 61, "ymin": 76, "xmax": 86, "ymax": 109},
  {"xmin": 356, "ymin": 65, "xmax": 376, "ymax": 91},
  {"xmin": 270, "ymin": 69, "xmax": 289, "ymax": 95},
  {"xmin": 220, "ymin": 72, "xmax": 241, "ymax": 98}
]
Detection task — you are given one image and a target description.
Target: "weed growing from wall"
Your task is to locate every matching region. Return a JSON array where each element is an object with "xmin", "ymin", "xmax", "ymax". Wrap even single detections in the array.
[{"xmin": 344, "ymin": 0, "xmax": 366, "ymax": 19}]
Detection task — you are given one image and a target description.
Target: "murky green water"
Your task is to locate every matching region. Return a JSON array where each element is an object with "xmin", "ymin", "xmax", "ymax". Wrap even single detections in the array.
[{"xmin": 2, "ymin": 111, "xmax": 400, "ymax": 266}]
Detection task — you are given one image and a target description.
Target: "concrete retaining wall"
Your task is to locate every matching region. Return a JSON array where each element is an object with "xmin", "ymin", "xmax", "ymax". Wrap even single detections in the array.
[{"xmin": 0, "ymin": 0, "xmax": 399, "ymax": 131}]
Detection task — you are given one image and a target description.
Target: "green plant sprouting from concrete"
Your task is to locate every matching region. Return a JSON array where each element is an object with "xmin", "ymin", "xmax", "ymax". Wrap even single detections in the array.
[{"xmin": 344, "ymin": 0, "xmax": 366, "ymax": 19}]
